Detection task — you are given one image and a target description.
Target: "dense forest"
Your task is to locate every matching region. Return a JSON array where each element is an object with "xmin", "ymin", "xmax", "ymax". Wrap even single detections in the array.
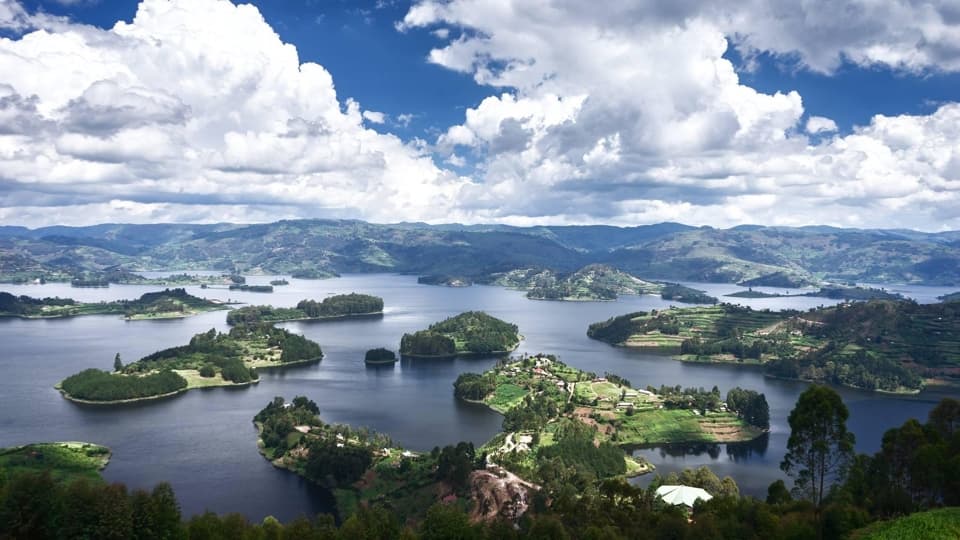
[
  {"xmin": 364, "ymin": 348, "xmax": 397, "ymax": 364},
  {"xmin": 226, "ymin": 293, "xmax": 383, "ymax": 325},
  {"xmin": 7, "ymin": 393, "xmax": 959, "ymax": 539},
  {"xmin": 59, "ymin": 369, "xmax": 187, "ymax": 402},
  {"xmin": 400, "ymin": 311, "xmax": 519, "ymax": 357}
]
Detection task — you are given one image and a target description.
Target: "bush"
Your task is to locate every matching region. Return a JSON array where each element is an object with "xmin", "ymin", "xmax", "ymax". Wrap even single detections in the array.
[{"xmin": 198, "ymin": 364, "xmax": 216, "ymax": 378}]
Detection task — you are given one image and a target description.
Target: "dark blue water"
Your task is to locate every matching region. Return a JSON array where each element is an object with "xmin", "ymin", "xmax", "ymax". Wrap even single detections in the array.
[{"xmin": 0, "ymin": 275, "xmax": 954, "ymax": 520}]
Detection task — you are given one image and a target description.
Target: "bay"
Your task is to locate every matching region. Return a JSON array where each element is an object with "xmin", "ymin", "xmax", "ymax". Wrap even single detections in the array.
[{"xmin": 0, "ymin": 275, "xmax": 953, "ymax": 521}]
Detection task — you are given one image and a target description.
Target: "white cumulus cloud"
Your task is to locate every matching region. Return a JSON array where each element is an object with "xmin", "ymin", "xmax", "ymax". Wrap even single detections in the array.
[{"xmin": 0, "ymin": 0, "xmax": 471, "ymax": 226}]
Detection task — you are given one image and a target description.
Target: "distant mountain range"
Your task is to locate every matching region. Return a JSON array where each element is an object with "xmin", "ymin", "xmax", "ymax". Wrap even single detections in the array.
[{"xmin": 0, "ymin": 220, "xmax": 958, "ymax": 286}]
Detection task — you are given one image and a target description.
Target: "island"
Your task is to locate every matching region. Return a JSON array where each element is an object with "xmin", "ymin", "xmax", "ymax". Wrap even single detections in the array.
[
  {"xmin": 57, "ymin": 324, "xmax": 322, "ymax": 404},
  {"xmin": 269, "ymin": 279, "xmax": 289, "ymax": 286},
  {"xmin": 725, "ymin": 288, "xmax": 783, "ymax": 298},
  {"xmin": 399, "ymin": 311, "xmax": 520, "ymax": 358},
  {"xmin": 226, "ymin": 293, "xmax": 384, "ymax": 325},
  {"xmin": 290, "ymin": 268, "xmax": 339, "ymax": 279},
  {"xmin": 229, "ymin": 284, "xmax": 273, "ymax": 293},
  {"xmin": 0, "ymin": 442, "xmax": 111, "ymax": 484},
  {"xmin": 0, "ymin": 288, "xmax": 227, "ymax": 320},
  {"xmin": 587, "ymin": 300, "xmax": 960, "ymax": 393},
  {"xmin": 491, "ymin": 264, "xmax": 662, "ymax": 301},
  {"xmin": 364, "ymin": 347, "xmax": 397, "ymax": 365},
  {"xmin": 255, "ymin": 396, "xmax": 532, "ymax": 523},
  {"xmin": 659, "ymin": 283, "xmax": 719, "ymax": 304},
  {"xmin": 417, "ymin": 274, "xmax": 473, "ymax": 287},
  {"xmin": 724, "ymin": 285, "xmax": 904, "ymax": 301}
]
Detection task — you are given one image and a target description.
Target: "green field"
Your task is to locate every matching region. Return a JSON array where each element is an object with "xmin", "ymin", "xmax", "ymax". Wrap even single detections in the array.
[
  {"xmin": 0, "ymin": 442, "xmax": 110, "ymax": 483},
  {"xmin": 486, "ymin": 383, "xmax": 528, "ymax": 412},
  {"xmin": 853, "ymin": 508, "xmax": 960, "ymax": 540}
]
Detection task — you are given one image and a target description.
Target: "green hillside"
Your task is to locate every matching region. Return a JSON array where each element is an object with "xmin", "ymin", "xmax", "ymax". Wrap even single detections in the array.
[
  {"xmin": 2, "ymin": 220, "xmax": 958, "ymax": 286},
  {"xmin": 588, "ymin": 301, "xmax": 960, "ymax": 393}
]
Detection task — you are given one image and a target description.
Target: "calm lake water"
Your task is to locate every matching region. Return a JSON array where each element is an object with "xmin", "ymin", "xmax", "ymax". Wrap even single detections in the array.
[{"xmin": 0, "ymin": 275, "xmax": 955, "ymax": 520}]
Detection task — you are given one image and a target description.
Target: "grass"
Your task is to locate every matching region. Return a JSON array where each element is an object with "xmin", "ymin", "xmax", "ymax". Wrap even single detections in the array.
[
  {"xmin": 0, "ymin": 442, "xmax": 110, "ymax": 483},
  {"xmin": 852, "ymin": 508, "xmax": 960, "ymax": 540},
  {"xmin": 486, "ymin": 383, "xmax": 529, "ymax": 412}
]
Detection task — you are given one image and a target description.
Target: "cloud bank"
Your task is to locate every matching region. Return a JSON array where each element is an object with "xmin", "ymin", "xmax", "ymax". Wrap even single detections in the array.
[{"xmin": 0, "ymin": 0, "xmax": 958, "ymax": 230}]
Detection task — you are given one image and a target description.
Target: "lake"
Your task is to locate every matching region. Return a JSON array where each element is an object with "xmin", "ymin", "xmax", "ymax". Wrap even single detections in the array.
[{"xmin": 0, "ymin": 275, "xmax": 955, "ymax": 521}]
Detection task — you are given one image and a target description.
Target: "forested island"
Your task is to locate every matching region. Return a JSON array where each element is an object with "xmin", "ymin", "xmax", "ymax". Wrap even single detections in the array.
[
  {"xmin": 57, "ymin": 325, "xmax": 322, "ymax": 404},
  {"xmin": 490, "ymin": 264, "xmax": 662, "ymax": 301},
  {"xmin": 229, "ymin": 284, "xmax": 274, "ymax": 293},
  {"xmin": 417, "ymin": 274, "xmax": 473, "ymax": 287},
  {"xmin": 0, "ymin": 288, "xmax": 226, "ymax": 320},
  {"xmin": 587, "ymin": 300, "xmax": 960, "ymax": 393},
  {"xmin": 226, "ymin": 293, "xmax": 384, "ymax": 325},
  {"xmin": 399, "ymin": 311, "xmax": 520, "ymax": 358},
  {"xmin": 364, "ymin": 348, "xmax": 397, "ymax": 364}
]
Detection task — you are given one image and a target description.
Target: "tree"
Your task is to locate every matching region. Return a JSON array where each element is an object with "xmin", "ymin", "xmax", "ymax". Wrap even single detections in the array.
[
  {"xmin": 781, "ymin": 385, "xmax": 855, "ymax": 508},
  {"xmin": 114, "ymin": 353, "xmax": 123, "ymax": 372}
]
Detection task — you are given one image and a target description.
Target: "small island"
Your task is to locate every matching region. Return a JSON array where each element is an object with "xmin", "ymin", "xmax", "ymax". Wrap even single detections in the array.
[
  {"xmin": 269, "ymin": 279, "xmax": 289, "ymax": 286},
  {"xmin": 226, "ymin": 293, "xmax": 384, "ymax": 325},
  {"xmin": 0, "ymin": 442, "xmax": 111, "ymax": 483},
  {"xmin": 417, "ymin": 274, "xmax": 473, "ymax": 287},
  {"xmin": 364, "ymin": 347, "xmax": 397, "ymax": 365},
  {"xmin": 0, "ymin": 288, "xmax": 227, "ymax": 320},
  {"xmin": 57, "ymin": 324, "xmax": 322, "ymax": 404},
  {"xmin": 290, "ymin": 268, "xmax": 339, "ymax": 279},
  {"xmin": 587, "ymin": 301, "xmax": 960, "ymax": 393},
  {"xmin": 659, "ymin": 283, "xmax": 718, "ymax": 304},
  {"xmin": 399, "ymin": 311, "xmax": 520, "ymax": 358},
  {"xmin": 491, "ymin": 264, "xmax": 661, "ymax": 301},
  {"xmin": 229, "ymin": 284, "xmax": 274, "ymax": 293}
]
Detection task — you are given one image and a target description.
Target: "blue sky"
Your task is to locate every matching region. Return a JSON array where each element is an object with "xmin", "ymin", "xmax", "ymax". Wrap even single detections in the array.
[
  {"xmin": 20, "ymin": 0, "xmax": 960, "ymax": 138},
  {"xmin": 2, "ymin": 0, "xmax": 959, "ymax": 229}
]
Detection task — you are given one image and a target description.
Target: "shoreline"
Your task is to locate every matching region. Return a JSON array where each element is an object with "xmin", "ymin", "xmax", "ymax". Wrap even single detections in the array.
[
  {"xmin": 605, "ymin": 340, "xmax": 924, "ymax": 396},
  {"xmin": 56, "ymin": 375, "xmax": 263, "ymax": 406},
  {"xmin": 231, "ymin": 311, "xmax": 385, "ymax": 326}
]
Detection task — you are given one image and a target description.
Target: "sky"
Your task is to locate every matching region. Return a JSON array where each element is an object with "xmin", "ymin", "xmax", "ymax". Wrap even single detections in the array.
[{"xmin": 1, "ymin": 0, "xmax": 959, "ymax": 230}]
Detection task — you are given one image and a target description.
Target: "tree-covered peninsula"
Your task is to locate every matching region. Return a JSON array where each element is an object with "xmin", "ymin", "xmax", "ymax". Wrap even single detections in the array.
[
  {"xmin": 0, "ymin": 288, "xmax": 226, "ymax": 320},
  {"xmin": 57, "ymin": 325, "xmax": 322, "ymax": 404},
  {"xmin": 587, "ymin": 300, "xmax": 960, "ymax": 393},
  {"xmin": 255, "ymin": 396, "xmax": 526, "ymax": 523},
  {"xmin": 399, "ymin": 311, "xmax": 520, "ymax": 358},
  {"xmin": 226, "ymin": 293, "xmax": 384, "ymax": 325}
]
